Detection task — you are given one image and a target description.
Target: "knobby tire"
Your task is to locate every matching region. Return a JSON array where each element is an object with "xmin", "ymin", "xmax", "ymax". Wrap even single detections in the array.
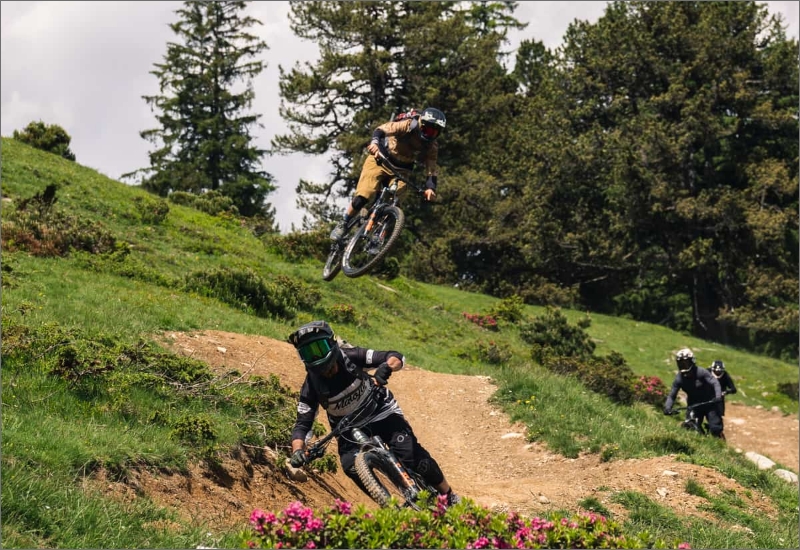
[
  {"xmin": 354, "ymin": 450, "xmax": 415, "ymax": 509},
  {"xmin": 342, "ymin": 206, "xmax": 404, "ymax": 278},
  {"xmin": 322, "ymin": 243, "xmax": 344, "ymax": 281}
]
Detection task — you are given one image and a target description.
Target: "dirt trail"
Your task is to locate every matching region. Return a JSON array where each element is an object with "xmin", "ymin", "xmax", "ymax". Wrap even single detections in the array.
[{"xmin": 103, "ymin": 330, "xmax": 797, "ymax": 530}]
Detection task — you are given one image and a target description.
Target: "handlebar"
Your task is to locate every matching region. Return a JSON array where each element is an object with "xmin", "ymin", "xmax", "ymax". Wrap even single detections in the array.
[
  {"xmin": 668, "ymin": 397, "xmax": 721, "ymax": 414},
  {"xmin": 374, "ymin": 151, "xmax": 424, "ymax": 194}
]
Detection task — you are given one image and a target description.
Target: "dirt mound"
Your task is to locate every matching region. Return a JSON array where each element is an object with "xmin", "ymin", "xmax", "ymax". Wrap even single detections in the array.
[{"xmin": 96, "ymin": 330, "xmax": 796, "ymax": 530}]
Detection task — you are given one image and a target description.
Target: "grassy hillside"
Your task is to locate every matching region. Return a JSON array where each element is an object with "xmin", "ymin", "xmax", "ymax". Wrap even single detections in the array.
[{"xmin": 1, "ymin": 137, "xmax": 797, "ymax": 549}]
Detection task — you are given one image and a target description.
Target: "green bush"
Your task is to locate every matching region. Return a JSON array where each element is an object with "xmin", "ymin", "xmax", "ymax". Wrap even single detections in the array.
[
  {"xmin": 539, "ymin": 349, "xmax": 635, "ymax": 405},
  {"xmin": 13, "ymin": 120, "xmax": 76, "ymax": 160},
  {"xmin": 133, "ymin": 195, "xmax": 170, "ymax": 225},
  {"xmin": 326, "ymin": 303, "xmax": 357, "ymax": 324},
  {"xmin": 168, "ymin": 190, "xmax": 238, "ymax": 217},
  {"xmin": 183, "ymin": 267, "xmax": 298, "ymax": 319},
  {"xmin": 262, "ymin": 228, "xmax": 330, "ymax": 263},
  {"xmin": 487, "ymin": 294, "xmax": 525, "ymax": 323},
  {"xmin": 520, "ymin": 307, "xmax": 595, "ymax": 363}
]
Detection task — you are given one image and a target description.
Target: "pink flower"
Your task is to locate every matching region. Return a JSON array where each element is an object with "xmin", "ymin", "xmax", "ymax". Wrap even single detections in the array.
[
  {"xmin": 678, "ymin": 544, "xmax": 691, "ymax": 549},
  {"xmin": 305, "ymin": 542, "xmax": 316, "ymax": 549},
  {"xmin": 468, "ymin": 536, "xmax": 490, "ymax": 549},
  {"xmin": 334, "ymin": 498, "xmax": 351, "ymax": 515}
]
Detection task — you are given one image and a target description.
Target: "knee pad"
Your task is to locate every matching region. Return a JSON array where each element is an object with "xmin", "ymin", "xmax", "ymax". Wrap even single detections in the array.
[
  {"xmin": 351, "ymin": 195, "xmax": 368, "ymax": 212},
  {"xmin": 416, "ymin": 458, "xmax": 444, "ymax": 486}
]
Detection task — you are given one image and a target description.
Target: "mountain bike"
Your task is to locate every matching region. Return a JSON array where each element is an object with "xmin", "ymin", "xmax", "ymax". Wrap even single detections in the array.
[
  {"xmin": 667, "ymin": 397, "xmax": 722, "ymax": 435},
  {"xmin": 299, "ymin": 376, "xmax": 438, "ymax": 509},
  {"xmin": 339, "ymin": 152, "xmax": 424, "ymax": 279}
]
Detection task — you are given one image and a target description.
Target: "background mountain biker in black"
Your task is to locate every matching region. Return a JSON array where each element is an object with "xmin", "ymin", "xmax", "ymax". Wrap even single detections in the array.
[
  {"xmin": 330, "ymin": 107, "xmax": 446, "ymax": 241},
  {"xmin": 664, "ymin": 348, "xmax": 725, "ymax": 439},
  {"xmin": 287, "ymin": 320, "xmax": 460, "ymax": 506},
  {"xmin": 710, "ymin": 360, "xmax": 737, "ymax": 416}
]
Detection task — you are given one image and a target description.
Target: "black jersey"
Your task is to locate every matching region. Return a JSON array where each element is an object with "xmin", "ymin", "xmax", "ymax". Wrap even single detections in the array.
[
  {"xmin": 291, "ymin": 345, "xmax": 405, "ymax": 442},
  {"xmin": 665, "ymin": 366, "xmax": 722, "ymax": 410}
]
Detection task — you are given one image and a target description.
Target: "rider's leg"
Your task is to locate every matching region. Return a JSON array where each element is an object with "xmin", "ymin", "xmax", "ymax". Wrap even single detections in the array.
[
  {"xmin": 379, "ymin": 415, "xmax": 456, "ymax": 498},
  {"xmin": 330, "ymin": 158, "xmax": 383, "ymax": 240},
  {"xmin": 706, "ymin": 406, "xmax": 724, "ymax": 439}
]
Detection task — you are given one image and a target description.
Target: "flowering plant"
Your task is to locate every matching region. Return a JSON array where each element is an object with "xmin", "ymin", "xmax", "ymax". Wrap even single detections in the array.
[
  {"xmin": 462, "ymin": 312, "xmax": 499, "ymax": 331},
  {"xmin": 243, "ymin": 496, "xmax": 690, "ymax": 549},
  {"xmin": 632, "ymin": 375, "xmax": 668, "ymax": 407}
]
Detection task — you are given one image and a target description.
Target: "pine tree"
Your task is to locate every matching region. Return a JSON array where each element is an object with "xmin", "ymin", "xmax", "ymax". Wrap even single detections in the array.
[{"xmin": 127, "ymin": 1, "xmax": 276, "ymax": 221}]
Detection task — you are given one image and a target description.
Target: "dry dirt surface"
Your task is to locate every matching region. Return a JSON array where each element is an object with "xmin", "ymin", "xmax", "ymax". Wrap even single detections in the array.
[{"xmin": 98, "ymin": 330, "xmax": 798, "ymax": 531}]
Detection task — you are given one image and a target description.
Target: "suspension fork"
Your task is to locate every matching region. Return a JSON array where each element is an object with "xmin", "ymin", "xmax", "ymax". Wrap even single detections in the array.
[{"xmin": 352, "ymin": 427, "xmax": 417, "ymax": 491}]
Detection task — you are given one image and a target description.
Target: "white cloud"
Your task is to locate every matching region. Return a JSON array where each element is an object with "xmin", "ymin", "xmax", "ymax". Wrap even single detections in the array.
[{"xmin": 1, "ymin": 1, "xmax": 796, "ymax": 232}]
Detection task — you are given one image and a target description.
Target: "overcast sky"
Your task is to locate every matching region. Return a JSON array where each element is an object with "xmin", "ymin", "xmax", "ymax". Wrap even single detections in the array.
[{"xmin": 2, "ymin": 1, "xmax": 797, "ymax": 233}]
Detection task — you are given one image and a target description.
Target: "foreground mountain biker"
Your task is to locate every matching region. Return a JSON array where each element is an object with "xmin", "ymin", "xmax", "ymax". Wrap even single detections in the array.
[
  {"xmin": 287, "ymin": 320, "xmax": 461, "ymax": 506},
  {"xmin": 663, "ymin": 348, "xmax": 725, "ymax": 439},
  {"xmin": 330, "ymin": 107, "xmax": 446, "ymax": 241}
]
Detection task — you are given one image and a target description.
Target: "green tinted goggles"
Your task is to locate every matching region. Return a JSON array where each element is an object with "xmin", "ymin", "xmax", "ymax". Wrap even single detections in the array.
[{"xmin": 298, "ymin": 337, "xmax": 334, "ymax": 363}]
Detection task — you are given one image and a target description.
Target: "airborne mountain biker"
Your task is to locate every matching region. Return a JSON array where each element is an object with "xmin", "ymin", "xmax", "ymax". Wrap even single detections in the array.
[
  {"xmin": 664, "ymin": 348, "xmax": 725, "ymax": 439},
  {"xmin": 330, "ymin": 107, "xmax": 446, "ymax": 241},
  {"xmin": 287, "ymin": 320, "xmax": 460, "ymax": 506}
]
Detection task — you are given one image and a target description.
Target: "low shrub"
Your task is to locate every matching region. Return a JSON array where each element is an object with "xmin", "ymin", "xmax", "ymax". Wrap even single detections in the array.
[
  {"xmin": 487, "ymin": 295, "xmax": 525, "ymax": 323},
  {"xmin": 539, "ymin": 349, "xmax": 635, "ymax": 405},
  {"xmin": 1, "ymin": 184, "xmax": 116, "ymax": 256},
  {"xmin": 632, "ymin": 375, "xmax": 668, "ymax": 407},
  {"xmin": 462, "ymin": 312, "xmax": 499, "ymax": 331},
  {"xmin": 168, "ymin": 190, "xmax": 238, "ymax": 217},
  {"xmin": 262, "ymin": 228, "xmax": 330, "ymax": 263},
  {"xmin": 520, "ymin": 307, "xmax": 594, "ymax": 362},
  {"xmin": 243, "ymin": 497, "xmax": 690, "ymax": 549},
  {"xmin": 326, "ymin": 303, "xmax": 357, "ymax": 324},
  {"xmin": 133, "ymin": 195, "xmax": 170, "ymax": 225},
  {"xmin": 183, "ymin": 267, "xmax": 298, "ymax": 319},
  {"xmin": 477, "ymin": 340, "xmax": 512, "ymax": 365}
]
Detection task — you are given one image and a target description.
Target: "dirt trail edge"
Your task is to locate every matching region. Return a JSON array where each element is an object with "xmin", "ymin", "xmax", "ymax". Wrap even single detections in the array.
[{"xmin": 102, "ymin": 330, "xmax": 796, "ymax": 530}]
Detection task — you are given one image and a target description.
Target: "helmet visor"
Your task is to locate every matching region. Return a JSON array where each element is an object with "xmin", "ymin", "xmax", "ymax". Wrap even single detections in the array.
[
  {"xmin": 677, "ymin": 358, "xmax": 694, "ymax": 373},
  {"xmin": 420, "ymin": 123, "xmax": 440, "ymax": 140},
  {"xmin": 298, "ymin": 337, "xmax": 334, "ymax": 364}
]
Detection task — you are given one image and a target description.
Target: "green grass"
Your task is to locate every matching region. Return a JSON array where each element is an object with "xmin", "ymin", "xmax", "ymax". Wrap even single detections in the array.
[{"xmin": 1, "ymin": 137, "xmax": 798, "ymax": 548}]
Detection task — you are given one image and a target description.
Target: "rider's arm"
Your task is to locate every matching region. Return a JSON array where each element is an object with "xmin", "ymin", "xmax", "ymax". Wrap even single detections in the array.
[
  {"xmin": 290, "ymin": 379, "xmax": 319, "ymax": 451},
  {"xmin": 664, "ymin": 376, "xmax": 681, "ymax": 410},
  {"xmin": 724, "ymin": 372, "xmax": 737, "ymax": 394},
  {"xmin": 701, "ymin": 369, "xmax": 723, "ymax": 400},
  {"xmin": 344, "ymin": 346, "xmax": 404, "ymax": 372}
]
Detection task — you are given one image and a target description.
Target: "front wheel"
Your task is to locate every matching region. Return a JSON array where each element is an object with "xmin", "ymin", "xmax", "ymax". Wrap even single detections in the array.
[
  {"xmin": 342, "ymin": 206, "xmax": 404, "ymax": 278},
  {"xmin": 355, "ymin": 451, "xmax": 418, "ymax": 509},
  {"xmin": 322, "ymin": 242, "xmax": 344, "ymax": 281}
]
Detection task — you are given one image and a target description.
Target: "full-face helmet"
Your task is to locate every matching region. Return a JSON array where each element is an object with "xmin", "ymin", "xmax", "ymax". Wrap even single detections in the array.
[
  {"xmin": 288, "ymin": 320, "xmax": 339, "ymax": 376},
  {"xmin": 676, "ymin": 348, "xmax": 696, "ymax": 375},
  {"xmin": 419, "ymin": 107, "xmax": 446, "ymax": 142}
]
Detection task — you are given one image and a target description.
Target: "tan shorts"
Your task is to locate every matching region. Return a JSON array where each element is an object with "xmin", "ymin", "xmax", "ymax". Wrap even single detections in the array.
[{"xmin": 355, "ymin": 155, "xmax": 410, "ymax": 204}]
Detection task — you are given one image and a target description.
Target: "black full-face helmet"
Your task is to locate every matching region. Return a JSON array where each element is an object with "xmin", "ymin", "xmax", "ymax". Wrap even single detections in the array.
[
  {"xmin": 288, "ymin": 320, "xmax": 339, "ymax": 376},
  {"xmin": 710, "ymin": 360, "xmax": 725, "ymax": 379},
  {"xmin": 419, "ymin": 107, "xmax": 446, "ymax": 142},
  {"xmin": 676, "ymin": 348, "xmax": 697, "ymax": 376}
]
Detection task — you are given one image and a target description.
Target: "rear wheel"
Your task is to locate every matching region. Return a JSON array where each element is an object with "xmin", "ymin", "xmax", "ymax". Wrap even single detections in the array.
[
  {"xmin": 355, "ymin": 451, "xmax": 418, "ymax": 509},
  {"xmin": 342, "ymin": 206, "xmax": 404, "ymax": 278}
]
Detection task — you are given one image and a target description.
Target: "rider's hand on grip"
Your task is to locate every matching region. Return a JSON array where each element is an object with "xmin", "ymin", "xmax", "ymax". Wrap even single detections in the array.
[
  {"xmin": 663, "ymin": 407, "xmax": 673, "ymax": 416},
  {"xmin": 290, "ymin": 449, "xmax": 307, "ymax": 468},
  {"xmin": 374, "ymin": 363, "xmax": 392, "ymax": 386},
  {"xmin": 423, "ymin": 189, "xmax": 436, "ymax": 201}
]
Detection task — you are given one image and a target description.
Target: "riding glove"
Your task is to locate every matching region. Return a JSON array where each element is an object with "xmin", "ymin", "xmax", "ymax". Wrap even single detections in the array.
[
  {"xmin": 663, "ymin": 407, "xmax": 673, "ymax": 416},
  {"xmin": 290, "ymin": 449, "xmax": 306, "ymax": 468},
  {"xmin": 374, "ymin": 363, "xmax": 393, "ymax": 386}
]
